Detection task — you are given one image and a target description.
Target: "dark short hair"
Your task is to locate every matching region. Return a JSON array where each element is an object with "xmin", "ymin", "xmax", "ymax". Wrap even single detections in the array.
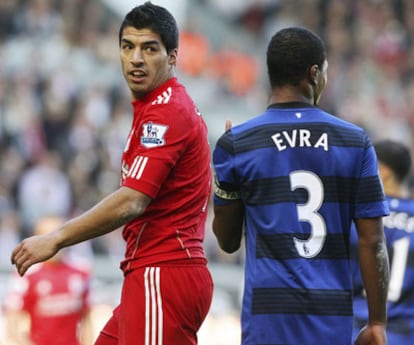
[
  {"xmin": 266, "ymin": 27, "xmax": 326, "ymax": 87},
  {"xmin": 374, "ymin": 140, "xmax": 412, "ymax": 182},
  {"xmin": 118, "ymin": 1, "xmax": 178, "ymax": 53}
]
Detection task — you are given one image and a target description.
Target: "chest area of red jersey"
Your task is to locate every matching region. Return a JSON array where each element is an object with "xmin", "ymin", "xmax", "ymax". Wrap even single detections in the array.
[{"xmin": 29, "ymin": 268, "xmax": 88, "ymax": 315}]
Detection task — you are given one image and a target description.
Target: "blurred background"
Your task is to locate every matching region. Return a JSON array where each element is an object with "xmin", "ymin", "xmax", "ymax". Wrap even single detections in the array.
[{"xmin": 0, "ymin": 0, "xmax": 414, "ymax": 344}]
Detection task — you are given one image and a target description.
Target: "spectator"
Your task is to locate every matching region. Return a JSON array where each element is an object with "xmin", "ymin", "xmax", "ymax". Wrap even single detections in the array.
[
  {"xmin": 352, "ymin": 140, "xmax": 414, "ymax": 344},
  {"xmin": 4, "ymin": 215, "xmax": 93, "ymax": 345},
  {"xmin": 16, "ymin": 150, "xmax": 72, "ymax": 234}
]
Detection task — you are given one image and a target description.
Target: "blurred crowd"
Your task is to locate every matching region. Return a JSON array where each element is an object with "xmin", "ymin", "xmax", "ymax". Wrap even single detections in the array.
[
  {"xmin": 209, "ymin": 0, "xmax": 414, "ymax": 145},
  {"xmin": 0, "ymin": 0, "xmax": 129, "ymax": 267},
  {"xmin": 1, "ymin": 0, "xmax": 414, "ymax": 269}
]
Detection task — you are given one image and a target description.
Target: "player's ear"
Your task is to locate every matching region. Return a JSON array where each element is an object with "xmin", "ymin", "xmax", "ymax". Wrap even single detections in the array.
[
  {"xmin": 168, "ymin": 48, "xmax": 177, "ymax": 67},
  {"xmin": 309, "ymin": 64, "xmax": 319, "ymax": 86}
]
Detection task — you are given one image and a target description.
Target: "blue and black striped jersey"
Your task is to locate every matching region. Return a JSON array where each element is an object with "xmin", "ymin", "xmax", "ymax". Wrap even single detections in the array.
[
  {"xmin": 213, "ymin": 102, "xmax": 388, "ymax": 345},
  {"xmin": 352, "ymin": 196, "xmax": 414, "ymax": 344}
]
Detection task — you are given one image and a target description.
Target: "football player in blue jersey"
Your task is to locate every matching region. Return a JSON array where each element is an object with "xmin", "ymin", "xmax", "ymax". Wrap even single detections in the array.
[
  {"xmin": 352, "ymin": 139, "xmax": 414, "ymax": 344},
  {"xmin": 212, "ymin": 26, "xmax": 389, "ymax": 345}
]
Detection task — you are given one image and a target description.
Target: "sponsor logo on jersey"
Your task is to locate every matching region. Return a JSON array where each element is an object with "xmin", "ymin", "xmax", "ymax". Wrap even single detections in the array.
[{"xmin": 141, "ymin": 122, "xmax": 168, "ymax": 148}]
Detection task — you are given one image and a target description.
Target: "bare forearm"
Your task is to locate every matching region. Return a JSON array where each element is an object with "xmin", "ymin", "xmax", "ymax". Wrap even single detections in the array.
[
  {"xmin": 55, "ymin": 187, "xmax": 150, "ymax": 249},
  {"xmin": 355, "ymin": 217, "xmax": 389, "ymax": 324},
  {"xmin": 11, "ymin": 186, "xmax": 150, "ymax": 276},
  {"xmin": 213, "ymin": 201, "xmax": 244, "ymax": 253},
  {"xmin": 358, "ymin": 234, "xmax": 389, "ymax": 324}
]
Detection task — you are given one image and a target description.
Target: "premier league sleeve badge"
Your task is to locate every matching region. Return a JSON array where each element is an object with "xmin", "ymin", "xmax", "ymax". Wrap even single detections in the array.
[{"xmin": 141, "ymin": 122, "xmax": 168, "ymax": 148}]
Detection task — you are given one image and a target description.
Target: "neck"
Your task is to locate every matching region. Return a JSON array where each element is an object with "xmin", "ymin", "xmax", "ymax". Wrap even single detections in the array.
[{"xmin": 269, "ymin": 86, "xmax": 314, "ymax": 106}]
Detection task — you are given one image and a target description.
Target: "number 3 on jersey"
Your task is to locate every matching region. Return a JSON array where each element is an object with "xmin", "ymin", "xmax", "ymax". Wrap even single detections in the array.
[{"xmin": 290, "ymin": 170, "xmax": 327, "ymax": 258}]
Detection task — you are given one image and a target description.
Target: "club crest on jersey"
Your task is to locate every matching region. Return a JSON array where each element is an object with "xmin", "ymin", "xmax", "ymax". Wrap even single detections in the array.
[{"xmin": 141, "ymin": 122, "xmax": 168, "ymax": 148}]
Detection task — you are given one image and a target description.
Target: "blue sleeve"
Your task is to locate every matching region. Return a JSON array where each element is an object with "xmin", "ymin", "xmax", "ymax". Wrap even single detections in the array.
[
  {"xmin": 212, "ymin": 131, "xmax": 241, "ymax": 206},
  {"xmin": 354, "ymin": 134, "xmax": 389, "ymax": 219}
]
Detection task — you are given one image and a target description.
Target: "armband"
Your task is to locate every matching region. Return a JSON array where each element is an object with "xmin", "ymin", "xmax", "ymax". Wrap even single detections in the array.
[{"xmin": 214, "ymin": 174, "xmax": 240, "ymax": 200}]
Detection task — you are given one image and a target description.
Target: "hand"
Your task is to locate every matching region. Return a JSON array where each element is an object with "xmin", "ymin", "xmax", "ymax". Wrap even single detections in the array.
[
  {"xmin": 354, "ymin": 323, "xmax": 387, "ymax": 345},
  {"xmin": 11, "ymin": 233, "xmax": 59, "ymax": 276},
  {"xmin": 225, "ymin": 119, "xmax": 232, "ymax": 131}
]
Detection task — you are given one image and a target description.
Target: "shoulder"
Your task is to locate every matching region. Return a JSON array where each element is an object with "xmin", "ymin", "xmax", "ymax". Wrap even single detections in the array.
[
  {"xmin": 311, "ymin": 110, "xmax": 373, "ymax": 150},
  {"xmin": 311, "ymin": 108, "xmax": 364, "ymax": 131},
  {"xmin": 149, "ymin": 78, "xmax": 193, "ymax": 110},
  {"xmin": 144, "ymin": 82, "xmax": 204, "ymax": 143},
  {"xmin": 217, "ymin": 112, "xmax": 264, "ymax": 145}
]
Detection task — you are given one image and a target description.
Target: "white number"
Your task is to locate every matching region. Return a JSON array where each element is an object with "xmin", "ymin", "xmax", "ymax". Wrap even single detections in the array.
[
  {"xmin": 388, "ymin": 236, "xmax": 410, "ymax": 302},
  {"xmin": 290, "ymin": 171, "xmax": 327, "ymax": 258}
]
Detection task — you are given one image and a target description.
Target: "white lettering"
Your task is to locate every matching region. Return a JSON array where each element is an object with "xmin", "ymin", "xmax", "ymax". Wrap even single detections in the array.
[
  {"xmin": 283, "ymin": 130, "xmax": 297, "ymax": 147},
  {"xmin": 299, "ymin": 129, "xmax": 311, "ymax": 147},
  {"xmin": 271, "ymin": 129, "xmax": 329, "ymax": 151},
  {"xmin": 384, "ymin": 211, "xmax": 414, "ymax": 233},
  {"xmin": 314, "ymin": 133, "xmax": 329, "ymax": 151},
  {"xmin": 272, "ymin": 132, "xmax": 286, "ymax": 151}
]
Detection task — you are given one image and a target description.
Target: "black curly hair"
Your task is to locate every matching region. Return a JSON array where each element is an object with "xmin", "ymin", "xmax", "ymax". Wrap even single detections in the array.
[
  {"xmin": 374, "ymin": 140, "xmax": 412, "ymax": 183},
  {"xmin": 118, "ymin": 1, "xmax": 178, "ymax": 53},
  {"xmin": 266, "ymin": 27, "xmax": 326, "ymax": 87}
]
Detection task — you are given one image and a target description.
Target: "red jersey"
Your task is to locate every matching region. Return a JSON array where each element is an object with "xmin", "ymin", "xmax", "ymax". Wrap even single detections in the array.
[
  {"xmin": 120, "ymin": 77, "xmax": 211, "ymax": 272},
  {"xmin": 5, "ymin": 261, "xmax": 91, "ymax": 345}
]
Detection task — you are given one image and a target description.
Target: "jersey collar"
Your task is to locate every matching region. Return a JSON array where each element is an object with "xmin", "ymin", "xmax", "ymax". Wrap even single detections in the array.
[{"xmin": 267, "ymin": 102, "xmax": 316, "ymax": 109}]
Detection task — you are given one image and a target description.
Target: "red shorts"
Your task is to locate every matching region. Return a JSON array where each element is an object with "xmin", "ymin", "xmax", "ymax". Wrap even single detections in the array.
[{"xmin": 94, "ymin": 262, "xmax": 213, "ymax": 345}]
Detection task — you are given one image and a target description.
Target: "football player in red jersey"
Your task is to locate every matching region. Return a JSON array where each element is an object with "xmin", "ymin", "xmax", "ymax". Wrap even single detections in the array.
[
  {"xmin": 5, "ymin": 215, "xmax": 93, "ymax": 345},
  {"xmin": 11, "ymin": 2, "xmax": 213, "ymax": 345}
]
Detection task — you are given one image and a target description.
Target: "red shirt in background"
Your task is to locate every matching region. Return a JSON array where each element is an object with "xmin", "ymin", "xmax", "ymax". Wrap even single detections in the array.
[{"xmin": 5, "ymin": 261, "xmax": 91, "ymax": 345}]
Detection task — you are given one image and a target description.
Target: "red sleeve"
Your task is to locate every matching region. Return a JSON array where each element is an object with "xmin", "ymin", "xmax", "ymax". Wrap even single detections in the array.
[{"xmin": 121, "ymin": 104, "xmax": 189, "ymax": 199}]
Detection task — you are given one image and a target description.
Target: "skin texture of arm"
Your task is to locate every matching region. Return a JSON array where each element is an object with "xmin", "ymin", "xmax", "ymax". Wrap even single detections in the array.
[
  {"xmin": 212, "ymin": 200, "xmax": 244, "ymax": 253},
  {"xmin": 11, "ymin": 186, "xmax": 151, "ymax": 276},
  {"xmin": 353, "ymin": 217, "xmax": 389, "ymax": 345}
]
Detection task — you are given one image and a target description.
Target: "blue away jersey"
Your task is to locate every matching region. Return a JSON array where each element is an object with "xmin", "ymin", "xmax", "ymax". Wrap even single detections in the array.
[
  {"xmin": 213, "ymin": 103, "xmax": 388, "ymax": 345},
  {"xmin": 352, "ymin": 196, "xmax": 414, "ymax": 344}
]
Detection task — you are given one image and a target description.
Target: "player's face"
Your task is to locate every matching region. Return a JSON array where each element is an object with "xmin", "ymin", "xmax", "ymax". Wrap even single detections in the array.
[
  {"xmin": 120, "ymin": 26, "xmax": 177, "ymax": 100},
  {"xmin": 314, "ymin": 59, "xmax": 328, "ymax": 105}
]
